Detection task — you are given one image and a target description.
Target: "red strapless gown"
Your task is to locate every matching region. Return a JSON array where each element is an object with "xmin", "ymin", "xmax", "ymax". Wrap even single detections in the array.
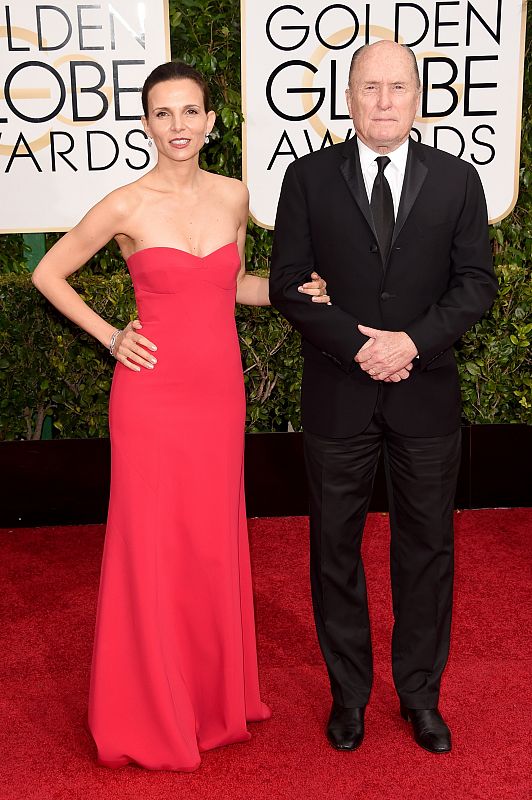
[{"xmin": 88, "ymin": 244, "xmax": 270, "ymax": 771}]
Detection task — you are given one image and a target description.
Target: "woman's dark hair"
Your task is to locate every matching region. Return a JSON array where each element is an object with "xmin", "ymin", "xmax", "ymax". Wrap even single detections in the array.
[{"xmin": 141, "ymin": 61, "xmax": 211, "ymax": 116}]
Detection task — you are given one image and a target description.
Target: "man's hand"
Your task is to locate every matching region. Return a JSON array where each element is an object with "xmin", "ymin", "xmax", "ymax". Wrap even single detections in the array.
[
  {"xmin": 355, "ymin": 325, "xmax": 418, "ymax": 381},
  {"xmin": 383, "ymin": 364, "xmax": 413, "ymax": 382}
]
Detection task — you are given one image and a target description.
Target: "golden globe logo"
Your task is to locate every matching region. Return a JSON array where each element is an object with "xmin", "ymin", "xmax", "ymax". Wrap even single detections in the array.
[
  {"xmin": 1, "ymin": 5, "xmax": 148, "ymax": 169},
  {"xmin": 0, "ymin": 2, "xmax": 170, "ymax": 233}
]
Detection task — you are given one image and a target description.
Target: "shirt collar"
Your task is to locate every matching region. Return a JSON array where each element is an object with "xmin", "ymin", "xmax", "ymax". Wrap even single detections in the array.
[{"xmin": 357, "ymin": 137, "xmax": 410, "ymax": 176}]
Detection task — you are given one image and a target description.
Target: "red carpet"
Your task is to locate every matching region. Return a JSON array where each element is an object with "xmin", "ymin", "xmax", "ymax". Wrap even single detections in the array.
[{"xmin": 0, "ymin": 509, "xmax": 530, "ymax": 799}]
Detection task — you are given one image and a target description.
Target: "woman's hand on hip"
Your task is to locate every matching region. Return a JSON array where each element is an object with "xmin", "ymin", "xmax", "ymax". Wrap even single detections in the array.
[{"xmin": 113, "ymin": 320, "xmax": 158, "ymax": 371}]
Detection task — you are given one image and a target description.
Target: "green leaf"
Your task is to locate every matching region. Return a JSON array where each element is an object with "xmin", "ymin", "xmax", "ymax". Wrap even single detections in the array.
[{"xmin": 464, "ymin": 362, "xmax": 481, "ymax": 376}]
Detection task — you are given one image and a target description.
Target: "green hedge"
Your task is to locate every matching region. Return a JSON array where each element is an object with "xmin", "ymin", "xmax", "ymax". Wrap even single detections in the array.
[
  {"xmin": 0, "ymin": 0, "xmax": 530, "ymax": 438},
  {"xmin": 0, "ymin": 271, "xmax": 303, "ymax": 439},
  {"xmin": 0, "ymin": 262, "xmax": 530, "ymax": 440}
]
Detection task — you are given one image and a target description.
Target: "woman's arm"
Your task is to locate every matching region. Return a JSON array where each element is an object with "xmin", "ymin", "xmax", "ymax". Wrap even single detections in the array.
[
  {"xmin": 32, "ymin": 189, "xmax": 157, "ymax": 371},
  {"xmin": 234, "ymin": 183, "xmax": 330, "ymax": 307}
]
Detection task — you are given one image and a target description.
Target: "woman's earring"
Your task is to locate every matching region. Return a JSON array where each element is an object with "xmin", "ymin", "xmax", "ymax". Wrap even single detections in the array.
[
  {"xmin": 147, "ymin": 136, "xmax": 153, "ymax": 147},
  {"xmin": 204, "ymin": 133, "xmax": 210, "ymax": 144}
]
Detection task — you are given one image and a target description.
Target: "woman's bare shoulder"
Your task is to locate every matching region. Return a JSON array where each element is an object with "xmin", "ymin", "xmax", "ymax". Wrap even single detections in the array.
[
  {"xmin": 99, "ymin": 179, "xmax": 146, "ymax": 218},
  {"xmin": 204, "ymin": 171, "xmax": 248, "ymax": 201},
  {"xmin": 93, "ymin": 184, "xmax": 142, "ymax": 219}
]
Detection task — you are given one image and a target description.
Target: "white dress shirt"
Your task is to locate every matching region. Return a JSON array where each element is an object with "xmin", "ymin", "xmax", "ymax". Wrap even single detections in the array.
[
  {"xmin": 357, "ymin": 137, "xmax": 410, "ymax": 219},
  {"xmin": 357, "ymin": 137, "xmax": 419, "ymax": 357}
]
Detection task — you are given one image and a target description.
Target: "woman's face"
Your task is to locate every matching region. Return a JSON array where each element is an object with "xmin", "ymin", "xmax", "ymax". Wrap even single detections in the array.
[{"xmin": 143, "ymin": 78, "xmax": 215, "ymax": 163}]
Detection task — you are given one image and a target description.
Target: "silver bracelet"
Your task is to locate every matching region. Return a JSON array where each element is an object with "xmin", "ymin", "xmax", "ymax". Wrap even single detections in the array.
[{"xmin": 109, "ymin": 329, "xmax": 121, "ymax": 357}]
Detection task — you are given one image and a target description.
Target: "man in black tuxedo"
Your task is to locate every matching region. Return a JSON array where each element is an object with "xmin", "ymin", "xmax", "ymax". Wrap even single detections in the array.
[{"xmin": 269, "ymin": 40, "xmax": 497, "ymax": 754}]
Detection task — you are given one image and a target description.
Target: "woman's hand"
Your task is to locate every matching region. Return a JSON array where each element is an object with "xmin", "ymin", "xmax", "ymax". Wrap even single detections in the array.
[
  {"xmin": 297, "ymin": 272, "xmax": 331, "ymax": 304},
  {"xmin": 113, "ymin": 320, "xmax": 158, "ymax": 372}
]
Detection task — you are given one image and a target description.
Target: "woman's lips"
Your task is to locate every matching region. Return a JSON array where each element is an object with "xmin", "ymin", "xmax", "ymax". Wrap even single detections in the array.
[{"xmin": 169, "ymin": 138, "xmax": 191, "ymax": 148}]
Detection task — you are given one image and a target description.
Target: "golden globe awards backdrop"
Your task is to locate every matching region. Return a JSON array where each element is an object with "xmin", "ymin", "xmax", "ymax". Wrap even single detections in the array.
[
  {"xmin": 242, "ymin": 1, "xmax": 528, "ymax": 228},
  {"xmin": 0, "ymin": 1, "xmax": 170, "ymax": 233}
]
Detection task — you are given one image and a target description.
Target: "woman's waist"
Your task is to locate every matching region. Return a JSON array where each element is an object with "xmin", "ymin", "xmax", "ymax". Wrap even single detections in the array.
[
  {"xmin": 131, "ymin": 318, "xmax": 238, "ymax": 346},
  {"xmin": 134, "ymin": 304, "xmax": 237, "ymax": 328},
  {"xmin": 119, "ymin": 324, "xmax": 242, "ymax": 369},
  {"xmin": 134, "ymin": 299, "xmax": 236, "ymax": 325}
]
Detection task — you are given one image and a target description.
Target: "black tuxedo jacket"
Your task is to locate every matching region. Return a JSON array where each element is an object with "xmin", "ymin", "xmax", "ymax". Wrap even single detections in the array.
[{"xmin": 269, "ymin": 136, "xmax": 497, "ymax": 437}]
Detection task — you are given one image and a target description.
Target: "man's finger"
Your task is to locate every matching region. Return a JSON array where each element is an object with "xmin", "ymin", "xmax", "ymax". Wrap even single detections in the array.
[
  {"xmin": 358, "ymin": 323, "xmax": 381, "ymax": 337},
  {"xmin": 354, "ymin": 338, "xmax": 375, "ymax": 362},
  {"xmin": 356, "ymin": 348, "xmax": 375, "ymax": 365}
]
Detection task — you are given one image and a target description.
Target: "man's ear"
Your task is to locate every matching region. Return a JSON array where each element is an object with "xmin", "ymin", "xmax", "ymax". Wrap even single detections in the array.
[{"xmin": 345, "ymin": 87, "xmax": 353, "ymax": 118}]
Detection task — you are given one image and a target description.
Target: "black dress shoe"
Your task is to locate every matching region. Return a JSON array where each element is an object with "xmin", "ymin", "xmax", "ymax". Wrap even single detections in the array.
[
  {"xmin": 400, "ymin": 705, "xmax": 452, "ymax": 753},
  {"xmin": 326, "ymin": 703, "xmax": 365, "ymax": 751}
]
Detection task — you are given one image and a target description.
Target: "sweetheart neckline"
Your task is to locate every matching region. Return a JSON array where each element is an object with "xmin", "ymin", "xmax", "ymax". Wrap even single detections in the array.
[{"xmin": 126, "ymin": 242, "xmax": 238, "ymax": 263}]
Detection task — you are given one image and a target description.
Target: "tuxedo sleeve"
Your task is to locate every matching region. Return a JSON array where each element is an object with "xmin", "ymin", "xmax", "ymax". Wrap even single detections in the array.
[
  {"xmin": 405, "ymin": 163, "xmax": 497, "ymax": 370},
  {"xmin": 269, "ymin": 161, "xmax": 368, "ymax": 373}
]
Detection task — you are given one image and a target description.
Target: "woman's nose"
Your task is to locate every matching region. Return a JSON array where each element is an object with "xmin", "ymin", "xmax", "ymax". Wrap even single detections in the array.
[{"xmin": 170, "ymin": 115, "xmax": 185, "ymax": 131}]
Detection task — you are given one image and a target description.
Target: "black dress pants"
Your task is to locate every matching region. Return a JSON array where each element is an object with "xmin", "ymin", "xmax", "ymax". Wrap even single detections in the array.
[{"xmin": 304, "ymin": 405, "xmax": 461, "ymax": 709}]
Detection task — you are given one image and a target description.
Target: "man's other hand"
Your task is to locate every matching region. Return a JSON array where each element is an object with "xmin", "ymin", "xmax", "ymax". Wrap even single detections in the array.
[{"xmin": 355, "ymin": 325, "xmax": 418, "ymax": 380}]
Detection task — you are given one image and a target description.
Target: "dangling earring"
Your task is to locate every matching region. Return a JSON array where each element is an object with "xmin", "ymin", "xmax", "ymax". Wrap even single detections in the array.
[
  {"xmin": 204, "ymin": 133, "xmax": 210, "ymax": 144},
  {"xmin": 147, "ymin": 136, "xmax": 153, "ymax": 147}
]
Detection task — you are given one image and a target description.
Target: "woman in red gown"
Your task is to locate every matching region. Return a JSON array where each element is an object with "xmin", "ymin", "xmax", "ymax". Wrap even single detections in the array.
[{"xmin": 32, "ymin": 62, "xmax": 330, "ymax": 771}]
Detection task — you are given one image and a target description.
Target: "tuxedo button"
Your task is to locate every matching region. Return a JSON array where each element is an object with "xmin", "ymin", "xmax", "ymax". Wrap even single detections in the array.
[
  {"xmin": 380, "ymin": 292, "xmax": 395, "ymax": 301},
  {"xmin": 369, "ymin": 244, "xmax": 379, "ymax": 253}
]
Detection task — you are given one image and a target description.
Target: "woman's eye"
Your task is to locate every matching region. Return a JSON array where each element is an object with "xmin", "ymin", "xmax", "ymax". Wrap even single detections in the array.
[
  {"xmin": 186, "ymin": 108, "xmax": 198, "ymax": 115},
  {"xmin": 156, "ymin": 111, "xmax": 167, "ymax": 117}
]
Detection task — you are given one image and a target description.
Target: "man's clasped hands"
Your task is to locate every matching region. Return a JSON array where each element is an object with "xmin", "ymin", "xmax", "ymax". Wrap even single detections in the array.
[{"xmin": 355, "ymin": 324, "xmax": 418, "ymax": 383}]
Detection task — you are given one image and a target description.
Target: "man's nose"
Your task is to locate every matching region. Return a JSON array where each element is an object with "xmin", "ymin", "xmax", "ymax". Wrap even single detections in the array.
[{"xmin": 377, "ymin": 88, "xmax": 392, "ymax": 108}]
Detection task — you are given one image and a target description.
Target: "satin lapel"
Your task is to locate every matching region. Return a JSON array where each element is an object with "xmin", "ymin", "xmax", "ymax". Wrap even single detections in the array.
[
  {"xmin": 339, "ymin": 138, "xmax": 376, "ymax": 239},
  {"xmin": 392, "ymin": 138, "xmax": 428, "ymax": 247}
]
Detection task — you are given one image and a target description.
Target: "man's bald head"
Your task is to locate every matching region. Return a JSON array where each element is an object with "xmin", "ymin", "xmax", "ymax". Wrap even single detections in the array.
[{"xmin": 349, "ymin": 41, "xmax": 420, "ymax": 89}]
